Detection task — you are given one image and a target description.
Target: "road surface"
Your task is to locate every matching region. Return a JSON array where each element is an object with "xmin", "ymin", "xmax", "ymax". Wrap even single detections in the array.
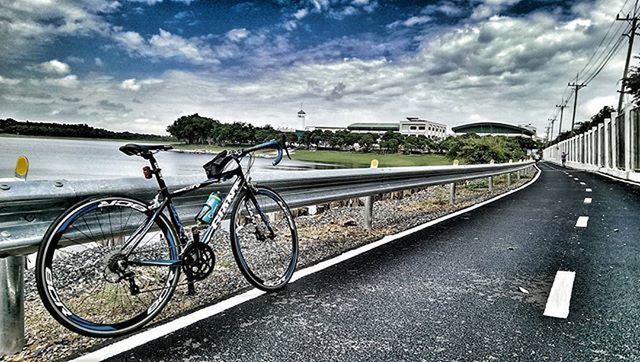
[{"xmin": 105, "ymin": 162, "xmax": 640, "ymax": 361}]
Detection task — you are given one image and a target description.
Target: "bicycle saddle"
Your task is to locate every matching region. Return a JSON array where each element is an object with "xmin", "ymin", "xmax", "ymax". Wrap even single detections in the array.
[{"xmin": 119, "ymin": 143, "xmax": 173, "ymax": 157}]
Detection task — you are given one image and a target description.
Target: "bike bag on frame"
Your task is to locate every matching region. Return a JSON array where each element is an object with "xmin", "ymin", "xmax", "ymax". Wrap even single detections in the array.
[{"xmin": 203, "ymin": 150, "xmax": 239, "ymax": 180}]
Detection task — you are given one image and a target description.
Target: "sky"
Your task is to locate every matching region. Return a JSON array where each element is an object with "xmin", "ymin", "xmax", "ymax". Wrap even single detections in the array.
[{"xmin": 0, "ymin": 0, "xmax": 637, "ymax": 137}]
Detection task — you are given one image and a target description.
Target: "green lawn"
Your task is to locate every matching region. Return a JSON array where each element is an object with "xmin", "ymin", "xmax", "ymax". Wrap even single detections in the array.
[
  {"xmin": 292, "ymin": 150, "xmax": 452, "ymax": 167},
  {"xmin": 171, "ymin": 143, "xmax": 226, "ymax": 153}
]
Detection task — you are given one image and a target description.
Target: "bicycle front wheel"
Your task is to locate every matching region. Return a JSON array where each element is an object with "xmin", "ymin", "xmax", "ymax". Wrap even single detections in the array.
[
  {"xmin": 36, "ymin": 196, "xmax": 181, "ymax": 337},
  {"xmin": 230, "ymin": 186, "xmax": 298, "ymax": 291}
]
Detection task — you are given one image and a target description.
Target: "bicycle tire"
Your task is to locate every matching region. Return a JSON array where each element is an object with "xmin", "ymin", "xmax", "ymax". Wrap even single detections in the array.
[
  {"xmin": 36, "ymin": 196, "xmax": 181, "ymax": 337},
  {"xmin": 230, "ymin": 186, "xmax": 298, "ymax": 291}
]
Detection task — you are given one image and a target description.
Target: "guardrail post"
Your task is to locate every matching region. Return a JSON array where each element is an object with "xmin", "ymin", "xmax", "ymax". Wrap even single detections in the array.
[
  {"xmin": 361, "ymin": 159, "xmax": 378, "ymax": 230},
  {"xmin": 487, "ymin": 176, "xmax": 493, "ymax": 192},
  {"xmin": 449, "ymin": 183, "xmax": 456, "ymax": 204},
  {"xmin": 506, "ymin": 173, "xmax": 511, "ymax": 187},
  {"xmin": 0, "ymin": 256, "xmax": 25, "ymax": 356},
  {"xmin": 516, "ymin": 170, "xmax": 521, "ymax": 181},
  {"xmin": 363, "ymin": 195, "xmax": 374, "ymax": 230},
  {"xmin": 1, "ymin": 156, "xmax": 28, "ymax": 356}
]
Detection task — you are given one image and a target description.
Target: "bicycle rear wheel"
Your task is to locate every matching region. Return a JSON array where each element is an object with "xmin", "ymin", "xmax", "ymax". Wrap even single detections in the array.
[
  {"xmin": 36, "ymin": 196, "xmax": 181, "ymax": 337},
  {"xmin": 230, "ymin": 186, "xmax": 298, "ymax": 291}
]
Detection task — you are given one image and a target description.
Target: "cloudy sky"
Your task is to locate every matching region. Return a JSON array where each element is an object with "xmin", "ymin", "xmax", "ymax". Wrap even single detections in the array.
[{"xmin": 0, "ymin": 0, "xmax": 636, "ymax": 136}]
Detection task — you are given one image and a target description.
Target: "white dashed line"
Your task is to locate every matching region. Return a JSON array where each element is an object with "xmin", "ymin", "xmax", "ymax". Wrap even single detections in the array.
[
  {"xmin": 579, "ymin": 182, "xmax": 586, "ymax": 186},
  {"xmin": 585, "ymin": 188, "xmax": 592, "ymax": 192},
  {"xmin": 584, "ymin": 198, "xmax": 592, "ymax": 204},
  {"xmin": 543, "ymin": 270, "xmax": 576, "ymax": 319},
  {"xmin": 573, "ymin": 178, "xmax": 579, "ymax": 181},
  {"xmin": 575, "ymin": 216, "xmax": 589, "ymax": 228}
]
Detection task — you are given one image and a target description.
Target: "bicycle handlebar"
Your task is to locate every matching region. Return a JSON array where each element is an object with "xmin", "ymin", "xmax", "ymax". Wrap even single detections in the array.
[{"xmin": 239, "ymin": 136, "xmax": 291, "ymax": 166}]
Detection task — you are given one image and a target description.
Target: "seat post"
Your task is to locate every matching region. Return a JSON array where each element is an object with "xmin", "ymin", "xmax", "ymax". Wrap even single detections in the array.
[{"xmin": 144, "ymin": 152, "xmax": 169, "ymax": 195}]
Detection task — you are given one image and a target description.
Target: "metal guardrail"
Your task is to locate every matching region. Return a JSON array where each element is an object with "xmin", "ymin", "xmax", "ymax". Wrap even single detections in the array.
[
  {"xmin": 0, "ymin": 160, "xmax": 536, "ymax": 355},
  {"xmin": 0, "ymin": 161, "xmax": 534, "ymax": 257}
]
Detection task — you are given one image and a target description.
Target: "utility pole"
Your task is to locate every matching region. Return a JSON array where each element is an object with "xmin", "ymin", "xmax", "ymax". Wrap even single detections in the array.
[
  {"xmin": 556, "ymin": 101, "xmax": 567, "ymax": 136},
  {"xmin": 616, "ymin": 4, "xmax": 639, "ymax": 112},
  {"xmin": 548, "ymin": 118, "xmax": 556, "ymax": 141},
  {"xmin": 545, "ymin": 125, "xmax": 551, "ymax": 143},
  {"xmin": 568, "ymin": 74, "xmax": 586, "ymax": 135}
]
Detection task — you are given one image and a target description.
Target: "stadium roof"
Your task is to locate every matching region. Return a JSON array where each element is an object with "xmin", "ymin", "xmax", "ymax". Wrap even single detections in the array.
[
  {"xmin": 347, "ymin": 123, "xmax": 400, "ymax": 131},
  {"xmin": 451, "ymin": 122, "xmax": 535, "ymax": 136}
]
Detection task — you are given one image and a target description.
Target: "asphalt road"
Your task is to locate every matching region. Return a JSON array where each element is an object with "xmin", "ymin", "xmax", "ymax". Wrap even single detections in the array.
[{"xmin": 108, "ymin": 162, "xmax": 640, "ymax": 361}]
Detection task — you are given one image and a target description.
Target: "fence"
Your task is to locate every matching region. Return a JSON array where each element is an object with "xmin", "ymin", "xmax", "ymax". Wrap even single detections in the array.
[
  {"xmin": 0, "ymin": 160, "xmax": 536, "ymax": 354},
  {"xmin": 543, "ymin": 102, "xmax": 640, "ymax": 182}
]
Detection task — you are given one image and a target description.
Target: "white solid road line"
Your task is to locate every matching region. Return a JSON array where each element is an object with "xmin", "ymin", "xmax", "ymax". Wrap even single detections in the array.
[
  {"xmin": 575, "ymin": 216, "xmax": 589, "ymax": 228},
  {"xmin": 71, "ymin": 166, "xmax": 544, "ymax": 362},
  {"xmin": 586, "ymin": 188, "xmax": 592, "ymax": 192},
  {"xmin": 543, "ymin": 270, "xmax": 576, "ymax": 319},
  {"xmin": 584, "ymin": 198, "xmax": 592, "ymax": 204}
]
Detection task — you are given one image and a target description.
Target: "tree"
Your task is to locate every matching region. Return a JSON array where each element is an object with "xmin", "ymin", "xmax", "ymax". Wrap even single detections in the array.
[
  {"xmin": 357, "ymin": 133, "xmax": 376, "ymax": 152},
  {"xmin": 445, "ymin": 135, "xmax": 527, "ymax": 164},
  {"xmin": 625, "ymin": 61, "xmax": 640, "ymax": 105},
  {"xmin": 167, "ymin": 113, "xmax": 218, "ymax": 144}
]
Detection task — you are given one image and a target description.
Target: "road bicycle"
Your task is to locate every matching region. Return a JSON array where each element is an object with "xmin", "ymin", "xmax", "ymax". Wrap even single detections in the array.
[{"xmin": 35, "ymin": 139, "xmax": 298, "ymax": 337}]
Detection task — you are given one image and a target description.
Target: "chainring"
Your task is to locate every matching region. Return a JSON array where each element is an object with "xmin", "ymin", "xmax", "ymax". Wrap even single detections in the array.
[{"xmin": 182, "ymin": 242, "xmax": 215, "ymax": 281}]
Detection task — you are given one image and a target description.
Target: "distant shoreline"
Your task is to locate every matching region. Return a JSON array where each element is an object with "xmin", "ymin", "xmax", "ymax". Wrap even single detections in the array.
[{"xmin": 0, "ymin": 133, "xmax": 173, "ymax": 144}]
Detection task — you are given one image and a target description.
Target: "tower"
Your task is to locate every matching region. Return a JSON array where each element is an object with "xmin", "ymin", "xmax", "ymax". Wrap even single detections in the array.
[{"xmin": 297, "ymin": 109, "xmax": 306, "ymax": 131}]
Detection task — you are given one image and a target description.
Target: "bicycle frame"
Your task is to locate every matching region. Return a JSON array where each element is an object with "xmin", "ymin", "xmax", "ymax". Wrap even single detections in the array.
[{"xmin": 122, "ymin": 152, "xmax": 272, "ymax": 265}]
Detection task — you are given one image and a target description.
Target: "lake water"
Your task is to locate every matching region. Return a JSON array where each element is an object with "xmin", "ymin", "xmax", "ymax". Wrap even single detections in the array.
[{"xmin": 0, "ymin": 136, "xmax": 335, "ymax": 180}]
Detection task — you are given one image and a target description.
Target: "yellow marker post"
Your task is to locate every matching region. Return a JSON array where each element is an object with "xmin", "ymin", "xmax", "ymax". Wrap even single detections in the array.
[
  {"xmin": 452, "ymin": 159, "xmax": 459, "ymax": 166},
  {"xmin": 14, "ymin": 156, "xmax": 29, "ymax": 180},
  {"xmin": 370, "ymin": 159, "xmax": 379, "ymax": 169}
]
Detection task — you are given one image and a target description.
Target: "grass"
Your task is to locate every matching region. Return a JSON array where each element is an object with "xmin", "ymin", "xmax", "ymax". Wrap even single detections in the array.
[
  {"xmin": 171, "ymin": 143, "xmax": 227, "ymax": 153},
  {"xmin": 162, "ymin": 144, "xmax": 454, "ymax": 168},
  {"xmin": 292, "ymin": 149, "xmax": 452, "ymax": 168}
]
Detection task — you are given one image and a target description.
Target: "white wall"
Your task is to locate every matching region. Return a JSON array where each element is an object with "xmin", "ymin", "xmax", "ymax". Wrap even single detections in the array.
[{"xmin": 543, "ymin": 103, "xmax": 640, "ymax": 182}]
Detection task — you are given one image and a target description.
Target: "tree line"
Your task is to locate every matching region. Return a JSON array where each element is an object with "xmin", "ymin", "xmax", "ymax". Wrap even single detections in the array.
[
  {"xmin": 0, "ymin": 118, "xmax": 171, "ymax": 141},
  {"xmin": 167, "ymin": 114, "xmax": 539, "ymax": 164},
  {"xmin": 548, "ymin": 105, "xmax": 614, "ymax": 146}
]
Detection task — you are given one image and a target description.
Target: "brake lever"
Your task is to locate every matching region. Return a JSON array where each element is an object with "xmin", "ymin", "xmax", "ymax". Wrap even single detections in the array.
[
  {"xmin": 280, "ymin": 135, "xmax": 291, "ymax": 160},
  {"xmin": 284, "ymin": 143, "xmax": 291, "ymax": 159}
]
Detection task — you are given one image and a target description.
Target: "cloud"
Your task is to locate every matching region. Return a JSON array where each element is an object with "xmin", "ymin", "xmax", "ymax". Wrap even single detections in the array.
[
  {"xmin": 61, "ymin": 97, "xmax": 81, "ymax": 102},
  {"xmin": 121, "ymin": 78, "xmax": 141, "ymax": 91},
  {"xmin": 113, "ymin": 28, "xmax": 218, "ymax": 64},
  {"xmin": 388, "ymin": 15, "xmax": 431, "ymax": 29},
  {"xmin": 0, "ymin": 0, "xmax": 632, "ymax": 138},
  {"xmin": 43, "ymin": 75, "xmax": 79, "ymax": 88},
  {"xmin": 422, "ymin": 1, "xmax": 465, "ymax": 17},
  {"xmin": 0, "ymin": 75, "xmax": 21, "ymax": 85},
  {"xmin": 0, "ymin": 1, "xmax": 114, "ymax": 62},
  {"xmin": 95, "ymin": 57, "xmax": 104, "ymax": 67},
  {"xmin": 403, "ymin": 16, "xmax": 431, "ymax": 27},
  {"xmin": 126, "ymin": 0, "xmax": 196, "ymax": 5},
  {"xmin": 98, "ymin": 99, "xmax": 131, "ymax": 113},
  {"xmin": 35, "ymin": 60, "xmax": 71, "ymax": 75},
  {"xmin": 226, "ymin": 28, "xmax": 250, "ymax": 42},
  {"xmin": 293, "ymin": 8, "xmax": 308, "ymax": 20},
  {"xmin": 471, "ymin": 0, "xmax": 521, "ymax": 21}
]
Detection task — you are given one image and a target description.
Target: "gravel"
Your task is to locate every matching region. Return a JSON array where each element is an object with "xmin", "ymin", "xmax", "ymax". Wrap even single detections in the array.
[{"xmin": 1, "ymin": 173, "xmax": 533, "ymax": 362}]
